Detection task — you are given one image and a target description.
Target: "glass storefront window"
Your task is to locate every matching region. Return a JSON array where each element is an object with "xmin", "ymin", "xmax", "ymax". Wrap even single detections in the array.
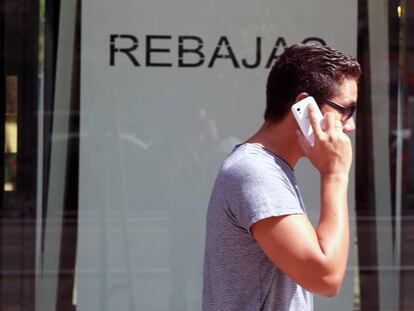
[{"xmin": 1, "ymin": 0, "xmax": 414, "ymax": 310}]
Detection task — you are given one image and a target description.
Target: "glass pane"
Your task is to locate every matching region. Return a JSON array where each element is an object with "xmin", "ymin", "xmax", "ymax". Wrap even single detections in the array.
[{"xmin": 78, "ymin": 1, "xmax": 358, "ymax": 311}]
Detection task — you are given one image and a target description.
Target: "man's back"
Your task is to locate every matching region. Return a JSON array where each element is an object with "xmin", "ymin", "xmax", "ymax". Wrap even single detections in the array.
[{"xmin": 203, "ymin": 143, "xmax": 313, "ymax": 311}]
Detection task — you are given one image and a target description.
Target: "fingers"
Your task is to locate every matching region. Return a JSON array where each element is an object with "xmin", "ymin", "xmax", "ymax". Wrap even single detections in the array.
[
  {"xmin": 324, "ymin": 112, "xmax": 336, "ymax": 132},
  {"xmin": 325, "ymin": 114, "xmax": 346, "ymax": 137},
  {"xmin": 308, "ymin": 104, "xmax": 323, "ymax": 137},
  {"xmin": 335, "ymin": 120, "xmax": 344, "ymax": 132}
]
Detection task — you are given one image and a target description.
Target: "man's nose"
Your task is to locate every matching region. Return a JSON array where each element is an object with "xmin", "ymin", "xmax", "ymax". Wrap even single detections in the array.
[{"xmin": 343, "ymin": 117, "xmax": 355, "ymax": 133}]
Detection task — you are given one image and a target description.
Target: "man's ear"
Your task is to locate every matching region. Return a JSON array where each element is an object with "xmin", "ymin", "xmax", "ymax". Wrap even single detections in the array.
[{"xmin": 294, "ymin": 92, "xmax": 309, "ymax": 103}]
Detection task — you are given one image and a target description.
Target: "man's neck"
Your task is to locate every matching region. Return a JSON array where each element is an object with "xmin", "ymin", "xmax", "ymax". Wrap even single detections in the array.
[{"xmin": 245, "ymin": 118, "xmax": 302, "ymax": 168}]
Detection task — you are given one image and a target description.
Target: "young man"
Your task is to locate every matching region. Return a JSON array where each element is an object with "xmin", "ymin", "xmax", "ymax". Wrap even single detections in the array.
[{"xmin": 202, "ymin": 43, "xmax": 361, "ymax": 310}]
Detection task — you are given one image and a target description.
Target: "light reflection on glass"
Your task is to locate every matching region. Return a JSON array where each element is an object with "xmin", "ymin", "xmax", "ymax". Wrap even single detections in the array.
[{"xmin": 4, "ymin": 75, "xmax": 18, "ymax": 191}]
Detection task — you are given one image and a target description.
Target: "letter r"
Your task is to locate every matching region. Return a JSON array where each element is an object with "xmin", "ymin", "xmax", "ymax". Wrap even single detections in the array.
[{"xmin": 110, "ymin": 34, "xmax": 140, "ymax": 66}]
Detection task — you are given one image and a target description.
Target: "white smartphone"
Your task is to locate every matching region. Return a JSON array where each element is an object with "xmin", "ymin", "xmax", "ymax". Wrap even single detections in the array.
[{"xmin": 291, "ymin": 96, "xmax": 324, "ymax": 146}]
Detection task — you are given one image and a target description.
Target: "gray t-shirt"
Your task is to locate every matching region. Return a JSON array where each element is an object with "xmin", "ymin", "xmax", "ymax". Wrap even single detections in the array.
[{"xmin": 203, "ymin": 143, "xmax": 313, "ymax": 311}]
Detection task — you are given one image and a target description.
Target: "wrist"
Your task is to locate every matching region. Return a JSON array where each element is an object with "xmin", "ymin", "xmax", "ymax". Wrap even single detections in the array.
[{"xmin": 320, "ymin": 172, "xmax": 349, "ymax": 183}]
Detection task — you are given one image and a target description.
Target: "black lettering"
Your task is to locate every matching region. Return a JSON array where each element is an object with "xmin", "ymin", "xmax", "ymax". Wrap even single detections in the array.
[
  {"xmin": 110, "ymin": 34, "xmax": 139, "ymax": 66},
  {"xmin": 146, "ymin": 35, "xmax": 172, "ymax": 67},
  {"xmin": 265, "ymin": 37, "xmax": 287, "ymax": 68},
  {"xmin": 302, "ymin": 37, "xmax": 326, "ymax": 45},
  {"xmin": 208, "ymin": 36, "xmax": 240, "ymax": 68},
  {"xmin": 241, "ymin": 37, "xmax": 261, "ymax": 69},
  {"xmin": 178, "ymin": 36, "xmax": 205, "ymax": 67}
]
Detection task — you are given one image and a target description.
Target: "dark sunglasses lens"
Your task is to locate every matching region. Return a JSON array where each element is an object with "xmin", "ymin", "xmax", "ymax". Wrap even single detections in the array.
[{"xmin": 344, "ymin": 106, "xmax": 356, "ymax": 120}]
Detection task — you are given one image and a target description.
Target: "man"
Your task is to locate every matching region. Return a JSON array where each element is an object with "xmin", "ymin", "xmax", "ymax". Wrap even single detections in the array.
[{"xmin": 202, "ymin": 43, "xmax": 361, "ymax": 310}]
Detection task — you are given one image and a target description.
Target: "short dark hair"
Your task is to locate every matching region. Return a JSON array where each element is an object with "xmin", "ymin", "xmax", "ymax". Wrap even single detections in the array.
[{"xmin": 264, "ymin": 43, "xmax": 361, "ymax": 122}]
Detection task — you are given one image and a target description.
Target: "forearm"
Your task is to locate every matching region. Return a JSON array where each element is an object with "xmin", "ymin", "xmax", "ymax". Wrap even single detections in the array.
[
  {"xmin": 316, "ymin": 173, "xmax": 350, "ymax": 282},
  {"xmin": 251, "ymin": 172, "xmax": 351, "ymax": 297}
]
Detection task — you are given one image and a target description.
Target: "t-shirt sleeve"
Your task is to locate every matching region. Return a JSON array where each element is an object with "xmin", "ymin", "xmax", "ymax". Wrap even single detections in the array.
[{"xmin": 225, "ymin": 160, "xmax": 304, "ymax": 234}]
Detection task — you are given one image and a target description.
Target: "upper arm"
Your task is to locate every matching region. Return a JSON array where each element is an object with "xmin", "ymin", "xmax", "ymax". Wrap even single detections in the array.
[{"xmin": 251, "ymin": 214, "xmax": 341, "ymax": 296}]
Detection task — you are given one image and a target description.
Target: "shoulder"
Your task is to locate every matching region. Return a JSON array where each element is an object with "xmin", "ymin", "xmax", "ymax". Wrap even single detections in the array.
[{"xmin": 220, "ymin": 144, "xmax": 292, "ymax": 185}]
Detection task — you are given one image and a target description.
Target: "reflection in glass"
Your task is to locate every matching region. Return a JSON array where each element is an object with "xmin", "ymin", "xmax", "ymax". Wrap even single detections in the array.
[{"xmin": 4, "ymin": 76, "xmax": 18, "ymax": 191}]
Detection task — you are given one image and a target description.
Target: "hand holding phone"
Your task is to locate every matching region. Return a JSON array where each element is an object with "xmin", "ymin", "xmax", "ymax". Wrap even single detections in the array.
[{"xmin": 291, "ymin": 96, "xmax": 323, "ymax": 146}]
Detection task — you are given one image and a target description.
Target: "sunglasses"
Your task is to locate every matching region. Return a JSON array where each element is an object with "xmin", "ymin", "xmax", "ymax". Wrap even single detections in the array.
[{"xmin": 323, "ymin": 99, "xmax": 356, "ymax": 121}]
